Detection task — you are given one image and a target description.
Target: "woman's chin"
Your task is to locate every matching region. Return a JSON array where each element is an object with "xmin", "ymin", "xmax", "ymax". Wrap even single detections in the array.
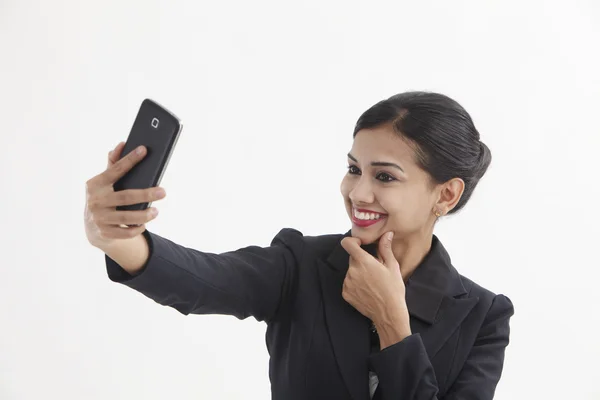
[{"xmin": 350, "ymin": 228, "xmax": 380, "ymax": 244}]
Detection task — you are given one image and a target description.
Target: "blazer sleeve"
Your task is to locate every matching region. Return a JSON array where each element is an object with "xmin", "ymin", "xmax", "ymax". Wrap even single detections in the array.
[
  {"xmin": 105, "ymin": 228, "xmax": 303, "ymax": 323},
  {"xmin": 368, "ymin": 294, "xmax": 514, "ymax": 399}
]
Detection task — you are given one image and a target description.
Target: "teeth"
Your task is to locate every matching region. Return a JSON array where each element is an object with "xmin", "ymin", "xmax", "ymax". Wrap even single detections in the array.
[{"xmin": 354, "ymin": 209, "xmax": 383, "ymax": 220}]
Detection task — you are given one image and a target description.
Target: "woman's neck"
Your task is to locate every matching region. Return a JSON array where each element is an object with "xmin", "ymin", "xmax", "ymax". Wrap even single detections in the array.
[{"xmin": 391, "ymin": 231, "xmax": 434, "ymax": 281}]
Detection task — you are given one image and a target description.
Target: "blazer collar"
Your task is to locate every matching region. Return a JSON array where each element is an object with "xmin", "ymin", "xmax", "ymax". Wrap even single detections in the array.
[{"xmin": 325, "ymin": 230, "xmax": 468, "ymax": 325}]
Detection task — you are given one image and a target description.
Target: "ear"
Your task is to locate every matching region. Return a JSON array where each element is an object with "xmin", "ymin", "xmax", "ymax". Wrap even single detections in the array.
[{"xmin": 435, "ymin": 177, "xmax": 465, "ymax": 214}]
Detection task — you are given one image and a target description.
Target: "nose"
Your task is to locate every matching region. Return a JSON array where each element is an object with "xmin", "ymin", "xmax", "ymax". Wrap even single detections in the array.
[{"xmin": 349, "ymin": 176, "xmax": 375, "ymax": 204}]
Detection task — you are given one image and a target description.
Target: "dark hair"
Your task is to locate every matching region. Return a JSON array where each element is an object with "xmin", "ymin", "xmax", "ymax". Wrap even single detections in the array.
[{"xmin": 353, "ymin": 91, "xmax": 491, "ymax": 214}]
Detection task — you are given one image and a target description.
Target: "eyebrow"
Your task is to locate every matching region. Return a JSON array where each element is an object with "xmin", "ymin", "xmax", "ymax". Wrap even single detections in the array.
[{"xmin": 347, "ymin": 153, "xmax": 405, "ymax": 173}]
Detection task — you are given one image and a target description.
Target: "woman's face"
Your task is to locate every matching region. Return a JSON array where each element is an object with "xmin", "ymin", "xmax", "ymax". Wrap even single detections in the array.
[{"xmin": 340, "ymin": 124, "xmax": 440, "ymax": 245}]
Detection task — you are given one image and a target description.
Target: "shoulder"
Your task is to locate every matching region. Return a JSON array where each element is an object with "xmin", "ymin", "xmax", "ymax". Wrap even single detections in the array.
[
  {"xmin": 270, "ymin": 228, "xmax": 344, "ymax": 259},
  {"xmin": 458, "ymin": 273, "xmax": 515, "ymax": 323}
]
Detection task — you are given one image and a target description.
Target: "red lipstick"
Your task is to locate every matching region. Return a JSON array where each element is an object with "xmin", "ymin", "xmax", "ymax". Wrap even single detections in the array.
[{"xmin": 351, "ymin": 208, "xmax": 387, "ymax": 228}]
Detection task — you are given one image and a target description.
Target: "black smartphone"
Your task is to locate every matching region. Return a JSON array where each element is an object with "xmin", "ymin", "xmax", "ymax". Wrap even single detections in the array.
[{"xmin": 113, "ymin": 98, "xmax": 183, "ymax": 212}]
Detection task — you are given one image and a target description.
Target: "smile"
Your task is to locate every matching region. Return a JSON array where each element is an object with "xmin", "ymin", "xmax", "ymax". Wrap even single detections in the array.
[{"xmin": 352, "ymin": 208, "xmax": 387, "ymax": 227}]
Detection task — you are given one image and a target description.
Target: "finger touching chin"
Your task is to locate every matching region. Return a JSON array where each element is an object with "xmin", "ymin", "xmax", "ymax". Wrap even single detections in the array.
[{"xmin": 342, "ymin": 237, "xmax": 361, "ymax": 247}]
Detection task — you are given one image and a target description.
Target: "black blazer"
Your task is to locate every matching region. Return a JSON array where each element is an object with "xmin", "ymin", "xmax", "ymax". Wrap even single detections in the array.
[{"xmin": 106, "ymin": 228, "xmax": 514, "ymax": 400}]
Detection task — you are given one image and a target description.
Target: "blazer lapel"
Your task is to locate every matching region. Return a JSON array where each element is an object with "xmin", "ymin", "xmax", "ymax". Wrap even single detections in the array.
[
  {"xmin": 317, "ymin": 231, "xmax": 372, "ymax": 400},
  {"xmin": 404, "ymin": 236, "xmax": 479, "ymax": 359},
  {"xmin": 318, "ymin": 231, "xmax": 479, "ymax": 400}
]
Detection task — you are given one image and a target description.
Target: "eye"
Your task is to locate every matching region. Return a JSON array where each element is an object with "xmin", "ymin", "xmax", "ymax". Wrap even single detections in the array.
[
  {"xmin": 348, "ymin": 165, "xmax": 396, "ymax": 183},
  {"xmin": 376, "ymin": 172, "xmax": 396, "ymax": 183},
  {"xmin": 347, "ymin": 165, "xmax": 361, "ymax": 175}
]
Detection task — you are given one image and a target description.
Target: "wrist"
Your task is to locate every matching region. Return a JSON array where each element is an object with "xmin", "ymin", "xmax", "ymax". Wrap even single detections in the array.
[
  {"xmin": 103, "ymin": 233, "xmax": 150, "ymax": 275},
  {"xmin": 374, "ymin": 304, "xmax": 411, "ymax": 349}
]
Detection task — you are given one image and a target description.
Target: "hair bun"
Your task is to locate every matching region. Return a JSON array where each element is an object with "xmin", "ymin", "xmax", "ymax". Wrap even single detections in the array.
[{"xmin": 475, "ymin": 141, "xmax": 492, "ymax": 179}]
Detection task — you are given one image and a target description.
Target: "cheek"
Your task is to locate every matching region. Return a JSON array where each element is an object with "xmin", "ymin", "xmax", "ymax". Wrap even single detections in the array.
[
  {"xmin": 378, "ymin": 191, "xmax": 401, "ymax": 214},
  {"xmin": 380, "ymin": 188, "xmax": 429, "ymax": 224}
]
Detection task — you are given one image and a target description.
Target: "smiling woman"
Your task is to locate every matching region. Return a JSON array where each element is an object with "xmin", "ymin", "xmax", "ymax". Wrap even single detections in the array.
[
  {"xmin": 341, "ymin": 91, "xmax": 491, "ymax": 269},
  {"xmin": 84, "ymin": 90, "xmax": 513, "ymax": 400}
]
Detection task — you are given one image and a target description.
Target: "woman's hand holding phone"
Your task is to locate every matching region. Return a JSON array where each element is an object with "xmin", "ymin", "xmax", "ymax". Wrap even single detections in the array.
[
  {"xmin": 84, "ymin": 141, "xmax": 166, "ymax": 251},
  {"xmin": 85, "ymin": 99, "xmax": 181, "ymax": 273}
]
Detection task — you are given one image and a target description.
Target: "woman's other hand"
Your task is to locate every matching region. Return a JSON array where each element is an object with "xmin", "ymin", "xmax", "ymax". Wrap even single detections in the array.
[{"xmin": 341, "ymin": 232, "xmax": 412, "ymax": 348}]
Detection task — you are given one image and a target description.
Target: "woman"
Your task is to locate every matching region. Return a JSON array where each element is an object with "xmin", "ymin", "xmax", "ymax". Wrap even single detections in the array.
[{"xmin": 84, "ymin": 91, "xmax": 514, "ymax": 399}]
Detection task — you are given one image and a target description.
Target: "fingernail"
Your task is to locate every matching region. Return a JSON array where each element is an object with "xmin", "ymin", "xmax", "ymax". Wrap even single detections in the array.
[
  {"xmin": 155, "ymin": 188, "xmax": 166, "ymax": 198},
  {"xmin": 150, "ymin": 208, "xmax": 159, "ymax": 217},
  {"xmin": 136, "ymin": 146, "xmax": 144, "ymax": 155},
  {"xmin": 109, "ymin": 150, "xmax": 114, "ymax": 157},
  {"xmin": 388, "ymin": 232, "xmax": 394, "ymax": 240}
]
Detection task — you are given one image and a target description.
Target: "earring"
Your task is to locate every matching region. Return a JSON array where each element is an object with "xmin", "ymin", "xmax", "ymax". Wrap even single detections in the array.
[{"xmin": 434, "ymin": 209, "xmax": 442, "ymax": 217}]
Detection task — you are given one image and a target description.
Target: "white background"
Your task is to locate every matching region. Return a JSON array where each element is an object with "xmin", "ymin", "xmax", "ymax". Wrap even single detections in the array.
[{"xmin": 1, "ymin": 0, "xmax": 599, "ymax": 399}]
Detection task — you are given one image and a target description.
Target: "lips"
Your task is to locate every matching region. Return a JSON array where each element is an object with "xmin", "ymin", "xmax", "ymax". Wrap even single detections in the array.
[{"xmin": 352, "ymin": 207, "xmax": 387, "ymax": 228}]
